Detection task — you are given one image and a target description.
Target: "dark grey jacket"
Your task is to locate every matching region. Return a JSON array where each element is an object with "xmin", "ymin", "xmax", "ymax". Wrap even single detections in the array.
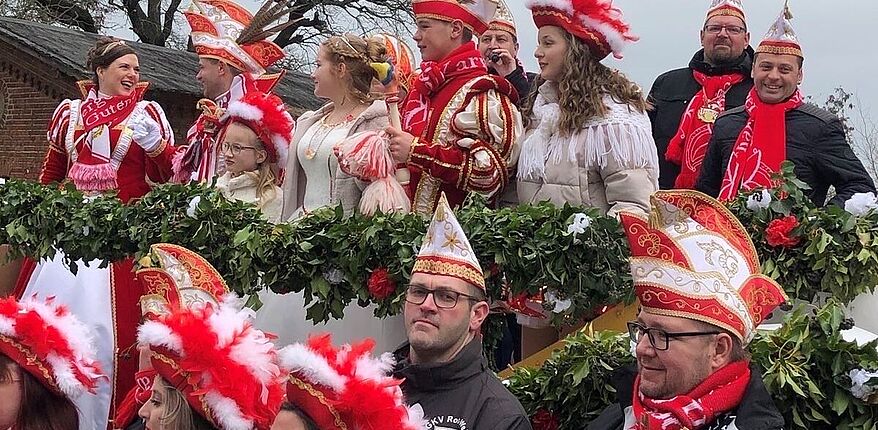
[
  {"xmin": 696, "ymin": 103, "xmax": 876, "ymax": 206},
  {"xmin": 394, "ymin": 338, "xmax": 532, "ymax": 430}
]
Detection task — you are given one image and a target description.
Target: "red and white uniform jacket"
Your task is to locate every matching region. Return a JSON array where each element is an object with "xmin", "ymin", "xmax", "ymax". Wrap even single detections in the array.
[
  {"xmin": 175, "ymin": 72, "xmax": 285, "ymax": 182},
  {"xmin": 402, "ymin": 43, "xmax": 523, "ymax": 214},
  {"xmin": 41, "ymin": 82, "xmax": 175, "ymax": 202}
]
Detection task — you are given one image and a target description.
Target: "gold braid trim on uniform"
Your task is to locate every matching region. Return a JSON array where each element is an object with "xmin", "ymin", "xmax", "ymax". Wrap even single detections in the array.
[
  {"xmin": 289, "ymin": 376, "xmax": 348, "ymax": 430},
  {"xmin": 0, "ymin": 335, "xmax": 59, "ymax": 392}
]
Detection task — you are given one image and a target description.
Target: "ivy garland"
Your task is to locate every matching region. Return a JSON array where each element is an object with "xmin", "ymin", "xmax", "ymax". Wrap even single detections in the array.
[
  {"xmin": 504, "ymin": 300, "xmax": 878, "ymax": 430},
  {"xmin": 0, "ymin": 181, "xmax": 631, "ymax": 324},
  {"xmin": 1, "ymin": 162, "xmax": 877, "ymax": 325}
]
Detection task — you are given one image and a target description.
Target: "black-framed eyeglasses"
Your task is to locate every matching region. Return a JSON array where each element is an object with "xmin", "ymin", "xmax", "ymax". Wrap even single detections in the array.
[
  {"xmin": 222, "ymin": 142, "xmax": 260, "ymax": 155},
  {"xmin": 405, "ymin": 285, "xmax": 482, "ymax": 309},
  {"xmin": 704, "ymin": 25, "xmax": 746, "ymax": 35},
  {"xmin": 627, "ymin": 321, "xmax": 722, "ymax": 351}
]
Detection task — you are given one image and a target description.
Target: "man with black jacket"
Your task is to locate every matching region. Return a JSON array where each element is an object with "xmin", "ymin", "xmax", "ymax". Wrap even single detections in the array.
[
  {"xmin": 393, "ymin": 195, "xmax": 531, "ymax": 430},
  {"xmin": 478, "ymin": 0, "xmax": 536, "ymax": 106},
  {"xmin": 588, "ymin": 190, "xmax": 787, "ymax": 430},
  {"xmin": 648, "ymin": 0, "xmax": 753, "ymax": 190},
  {"xmin": 696, "ymin": 4, "xmax": 875, "ymax": 205}
]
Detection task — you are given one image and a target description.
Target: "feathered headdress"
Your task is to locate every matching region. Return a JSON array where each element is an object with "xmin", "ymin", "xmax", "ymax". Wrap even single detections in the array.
[
  {"xmin": 278, "ymin": 334, "xmax": 425, "ymax": 430},
  {"xmin": 0, "ymin": 297, "xmax": 104, "ymax": 399},
  {"xmin": 185, "ymin": 0, "xmax": 299, "ymax": 74},
  {"xmin": 225, "ymin": 91, "xmax": 294, "ymax": 166},
  {"xmin": 137, "ymin": 298, "xmax": 285, "ymax": 430},
  {"xmin": 527, "ymin": 0, "xmax": 638, "ymax": 60}
]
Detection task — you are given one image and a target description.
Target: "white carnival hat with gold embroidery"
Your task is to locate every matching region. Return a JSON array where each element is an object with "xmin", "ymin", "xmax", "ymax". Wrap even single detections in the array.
[
  {"xmin": 706, "ymin": 0, "xmax": 746, "ymax": 24},
  {"xmin": 489, "ymin": 0, "xmax": 517, "ymax": 38},
  {"xmin": 412, "ymin": 193, "xmax": 485, "ymax": 290},
  {"xmin": 756, "ymin": 0, "xmax": 802, "ymax": 59}
]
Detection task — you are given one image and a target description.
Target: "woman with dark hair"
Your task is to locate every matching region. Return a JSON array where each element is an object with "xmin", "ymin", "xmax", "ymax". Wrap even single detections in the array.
[
  {"xmin": 0, "ymin": 297, "xmax": 104, "ymax": 430},
  {"xmin": 517, "ymin": 0, "xmax": 658, "ymax": 218},
  {"xmin": 13, "ymin": 36, "xmax": 177, "ymax": 429}
]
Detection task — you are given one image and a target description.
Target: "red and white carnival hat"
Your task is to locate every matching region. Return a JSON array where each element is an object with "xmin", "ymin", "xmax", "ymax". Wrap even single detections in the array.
[
  {"xmin": 225, "ymin": 91, "xmax": 294, "ymax": 166},
  {"xmin": 278, "ymin": 334, "xmax": 425, "ymax": 430},
  {"xmin": 184, "ymin": 0, "xmax": 287, "ymax": 75},
  {"xmin": 619, "ymin": 191, "xmax": 789, "ymax": 344},
  {"xmin": 137, "ymin": 297, "xmax": 285, "ymax": 430},
  {"xmin": 0, "ymin": 296, "xmax": 103, "ymax": 399},
  {"xmin": 412, "ymin": 193, "xmax": 485, "ymax": 291},
  {"xmin": 527, "ymin": 0, "xmax": 638, "ymax": 60},
  {"xmin": 706, "ymin": 0, "xmax": 746, "ymax": 24},
  {"xmin": 412, "ymin": 0, "xmax": 499, "ymax": 36},
  {"xmin": 138, "ymin": 243, "xmax": 230, "ymax": 320},
  {"xmin": 756, "ymin": 0, "xmax": 802, "ymax": 59}
]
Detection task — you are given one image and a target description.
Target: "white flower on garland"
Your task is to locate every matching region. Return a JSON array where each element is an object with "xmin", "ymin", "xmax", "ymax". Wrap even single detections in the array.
[
  {"xmin": 82, "ymin": 195, "xmax": 99, "ymax": 204},
  {"xmin": 850, "ymin": 368, "xmax": 878, "ymax": 400},
  {"xmin": 567, "ymin": 213, "xmax": 592, "ymax": 236},
  {"xmin": 186, "ymin": 196, "xmax": 201, "ymax": 218},
  {"xmin": 746, "ymin": 189, "xmax": 772, "ymax": 211},
  {"xmin": 845, "ymin": 192, "xmax": 878, "ymax": 217},
  {"xmin": 323, "ymin": 267, "xmax": 344, "ymax": 285},
  {"xmin": 0, "ymin": 177, "xmax": 6, "ymax": 186},
  {"xmin": 82, "ymin": 225, "xmax": 90, "ymax": 237},
  {"xmin": 544, "ymin": 290, "xmax": 571, "ymax": 314}
]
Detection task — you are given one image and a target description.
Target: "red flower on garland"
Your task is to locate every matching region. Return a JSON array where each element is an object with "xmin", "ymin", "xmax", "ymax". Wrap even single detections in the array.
[
  {"xmin": 531, "ymin": 408, "xmax": 560, "ymax": 430},
  {"xmin": 765, "ymin": 215, "xmax": 801, "ymax": 247},
  {"xmin": 367, "ymin": 268, "xmax": 396, "ymax": 300}
]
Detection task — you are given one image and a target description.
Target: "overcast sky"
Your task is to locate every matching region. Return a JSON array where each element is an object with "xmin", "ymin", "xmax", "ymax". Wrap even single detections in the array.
[
  {"xmin": 504, "ymin": 0, "xmax": 878, "ymax": 109},
  {"xmin": 114, "ymin": 1, "xmax": 877, "ymax": 111}
]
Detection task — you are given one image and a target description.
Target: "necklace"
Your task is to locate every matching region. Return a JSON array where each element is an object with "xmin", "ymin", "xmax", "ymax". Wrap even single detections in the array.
[{"xmin": 303, "ymin": 105, "xmax": 361, "ymax": 160}]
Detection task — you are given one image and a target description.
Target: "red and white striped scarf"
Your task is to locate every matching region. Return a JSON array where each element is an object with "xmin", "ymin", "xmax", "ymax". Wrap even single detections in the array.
[{"xmin": 719, "ymin": 88, "xmax": 804, "ymax": 200}]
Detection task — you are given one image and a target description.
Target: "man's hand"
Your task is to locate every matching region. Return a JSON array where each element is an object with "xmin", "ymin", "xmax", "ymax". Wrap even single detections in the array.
[
  {"xmin": 488, "ymin": 48, "xmax": 517, "ymax": 77},
  {"xmin": 385, "ymin": 126, "xmax": 416, "ymax": 164}
]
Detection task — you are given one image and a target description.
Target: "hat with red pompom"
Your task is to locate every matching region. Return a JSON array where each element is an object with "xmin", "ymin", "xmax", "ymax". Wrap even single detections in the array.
[
  {"xmin": 225, "ymin": 91, "xmax": 294, "ymax": 166},
  {"xmin": 0, "ymin": 296, "xmax": 104, "ymax": 400},
  {"xmin": 137, "ymin": 297, "xmax": 285, "ymax": 430},
  {"xmin": 527, "ymin": 0, "xmax": 638, "ymax": 60},
  {"xmin": 278, "ymin": 334, "xmax": 425, "ymax": 430}
]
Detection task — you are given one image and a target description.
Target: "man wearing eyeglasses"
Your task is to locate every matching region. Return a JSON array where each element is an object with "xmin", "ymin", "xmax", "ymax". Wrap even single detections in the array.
[
  {"xmin": 696, "ymin": 3, "xmax": 875, "ymax": 205},
  {"xmin": 587, "ymin": 190, "xmax": 787, "ymax": 430},
  {"xmin": 393, "ymin": 194, "xmax": 531, "ymax": 430},
  {"xmin": 648, "ymin": 0, "xmax": 754, "ymax": 191}
]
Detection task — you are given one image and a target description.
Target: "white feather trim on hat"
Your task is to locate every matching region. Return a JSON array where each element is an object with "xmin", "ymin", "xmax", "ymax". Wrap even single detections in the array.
[
  {"xmin": 277, "ymin": 344, "xmax": 347, "ymax": 392},
  {"xmin": 0, "ymin": 315, "xmax": 13, "ymax": 335},
  {"xmin": 137, "ymin": 321, "xmax": 184, "ymax": 352},
  {"xmin": 205, "ymin": 391, "xmax": 253, "ymax": 430},
  {"xmin": 580, "ymin": 15, "xmax": 635, "ymax": 58},
  {"xmin": 225, "ymin": 102, "xmax": 264, "ymax": 122}
]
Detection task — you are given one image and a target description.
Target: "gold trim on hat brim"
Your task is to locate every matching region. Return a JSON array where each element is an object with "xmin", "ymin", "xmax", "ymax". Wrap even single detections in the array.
[{"xmin": 412, "ymin": 257, "xmax": 486, "ymax": 291}]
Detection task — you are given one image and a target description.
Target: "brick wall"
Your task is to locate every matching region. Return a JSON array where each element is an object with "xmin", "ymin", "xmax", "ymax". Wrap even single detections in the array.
[{"xmin": 0, "ymin": 64, "xmax": 62, "ymax": 180}]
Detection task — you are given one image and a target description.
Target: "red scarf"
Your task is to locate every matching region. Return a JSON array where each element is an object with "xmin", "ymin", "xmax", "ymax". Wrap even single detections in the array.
[
  {"xmin": 632, "ymin": 361, "xmax": 751, "ymax": 430},
  {"xmin": 719, "ymin": 88, "xmax": 804, "ymax": 200},
  {"xmin": 665, "ymin": 71, "xmax": 745, "ymax": 188},
  {"xmin": 402, "ymin": 42, "xmax": 487, "ymax": 134},
  {"xmin": 80, "ymin": 86, "xmax": 147, "ymax": 132}
]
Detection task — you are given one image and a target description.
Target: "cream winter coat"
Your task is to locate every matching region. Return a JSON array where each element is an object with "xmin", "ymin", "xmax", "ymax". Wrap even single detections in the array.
[
  {"xmin": 516, "ymin": 82, "xmax": 659, "ymax": 217},
  {"xmin": 216, "ymin": 172, "xmax": 284, "ymax": 223},
  {"xmin": 280, "ymin": 99, "xmax": 390, "ymax": 220}
]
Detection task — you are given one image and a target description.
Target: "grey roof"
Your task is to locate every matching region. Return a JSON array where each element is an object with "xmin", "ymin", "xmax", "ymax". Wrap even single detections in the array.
[{"xmin": 0, "ymin": 17, "xmax": 321, "ymax": 110}]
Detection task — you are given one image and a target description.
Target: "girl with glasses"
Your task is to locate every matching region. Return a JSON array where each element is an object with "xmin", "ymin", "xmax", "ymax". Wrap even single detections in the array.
[{"xmin": 215, "ymin": 91, "xmax": 292, "ymax": 224}]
